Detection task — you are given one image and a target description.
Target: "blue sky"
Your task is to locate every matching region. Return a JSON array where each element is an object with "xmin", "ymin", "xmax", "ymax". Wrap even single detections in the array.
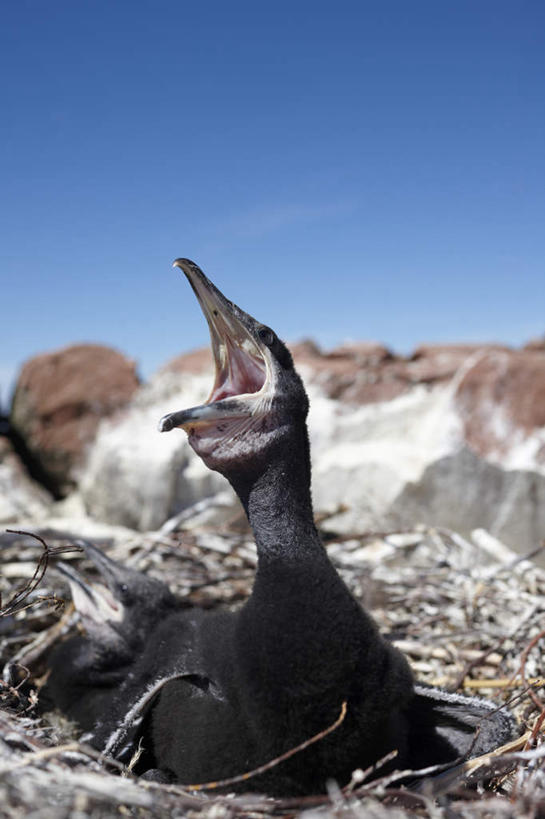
[{"xmin": 2, "ymin": 1, "xmax": 544, "ymax": 402}]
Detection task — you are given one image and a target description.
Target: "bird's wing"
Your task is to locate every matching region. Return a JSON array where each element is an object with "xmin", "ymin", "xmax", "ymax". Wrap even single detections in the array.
[
  {"xmin": 95, "ymin": 663, "xmax": 217, "ymax": 763},
  {"xmin": 406, "ymin": 683, "xmax": 516, "ymax": 767}
]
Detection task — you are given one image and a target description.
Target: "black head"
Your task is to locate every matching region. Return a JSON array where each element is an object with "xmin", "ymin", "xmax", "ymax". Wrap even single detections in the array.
[
  {"xmin": 158, "ymin": 259, "xmax": 309, "ymax": 476},
  {"xmin": 56, "ymin": 540, "xmax": 177, "ymax": 651}
]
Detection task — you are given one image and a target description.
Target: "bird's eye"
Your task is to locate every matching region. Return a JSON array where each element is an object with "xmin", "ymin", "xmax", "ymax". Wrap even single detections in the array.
[
  {"xmin": 258, "ymin": 327, "xmax": 275, "ymax": 347},
  {"xmin": 120, "ymin": 584, "xmax": 128, "ymax": 594}
]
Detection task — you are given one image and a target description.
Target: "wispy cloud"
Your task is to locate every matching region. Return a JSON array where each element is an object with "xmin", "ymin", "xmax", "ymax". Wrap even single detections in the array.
[{"xmin": 215, "ymin": 199, "xmax": 357, "ymax": 241}]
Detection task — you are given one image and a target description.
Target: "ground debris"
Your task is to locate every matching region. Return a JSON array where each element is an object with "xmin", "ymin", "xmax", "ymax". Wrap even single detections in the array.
[{"xmin": 0, "ymin": 522, "xmax": 544, "ymax": 818}]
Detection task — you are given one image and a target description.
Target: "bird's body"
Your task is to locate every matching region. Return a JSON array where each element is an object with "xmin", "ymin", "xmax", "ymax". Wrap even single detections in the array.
[
  {"xmin": 135, "ymin": 259, "xmax": 415, "ymax": 792},
  {"xmin": 138, "ymin": 531, "xmax": 412, "ymax": 792},
  {"xmin": 83, "ymin": 471, "xmax": 412, "ymax": 792},
  {"xmin": 45, "ymin": 260, "xmax": 515, "ymax": 793}
]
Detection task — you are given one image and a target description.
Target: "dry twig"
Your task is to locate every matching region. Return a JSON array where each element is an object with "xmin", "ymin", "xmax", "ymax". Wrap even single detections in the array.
[{"xmin": 1, "ymin": 530, "xmax": 81, "ymax": 618}]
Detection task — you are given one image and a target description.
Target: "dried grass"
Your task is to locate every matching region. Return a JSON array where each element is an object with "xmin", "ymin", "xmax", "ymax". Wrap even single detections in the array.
[{"xmin": 1, "ymin": 515, "xmax": 544, "ymax": 818}]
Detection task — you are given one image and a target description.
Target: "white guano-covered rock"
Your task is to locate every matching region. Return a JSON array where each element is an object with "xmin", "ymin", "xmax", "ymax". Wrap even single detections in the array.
[
  {"xmin": 79, "ymin": 370, "xmax": 232, "ymax": 531},
  {"xmin": 0, "ymin": 438, "xmax": 52, "ymax": 525},
  {"xmin": 75, "ymin": 343, "xmax": 545, "ymax": 556}
]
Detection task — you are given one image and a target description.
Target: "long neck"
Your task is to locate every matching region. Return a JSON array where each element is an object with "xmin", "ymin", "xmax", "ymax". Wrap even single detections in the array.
[
  {"xmin": 230, "ymin": 422, "xmax": 381, "ymax": 708},
  {"xmin": 228, "ymin": 424, "xmax": 325, "ymax": 566}
]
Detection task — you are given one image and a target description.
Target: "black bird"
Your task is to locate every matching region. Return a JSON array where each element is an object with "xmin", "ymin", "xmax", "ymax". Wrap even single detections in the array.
[
  {"xmin": 89, "ymin": 260, "xmax": 513, "ymax": 793},
  {"xmin": 43, "ymin": 540, "xmax": 177, "ymax": 734}
]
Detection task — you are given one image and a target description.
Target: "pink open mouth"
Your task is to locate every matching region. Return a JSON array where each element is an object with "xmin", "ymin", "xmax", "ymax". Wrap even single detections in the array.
[
  {"xmin": 159, "ymin": 260, "xmax": 272, "ymax": 434},
  {"xmin": 207, "ymin": 337, "xmax": 267, "ymax": 404}
]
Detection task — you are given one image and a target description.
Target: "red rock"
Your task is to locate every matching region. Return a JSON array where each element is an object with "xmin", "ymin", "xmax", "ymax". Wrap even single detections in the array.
[
  {"xmin": 288, "ymin": 340, "xmax": 401, "ymax": 403},
  {"xmin": 407, "ymin": 344, "xmax": 508, "ymax": 384},
  {"xmin": 324, "ymin": 342, "xmax": 393, "ymax": 365},
  {"xmin": 455, "ymin": 349, "xmax": 545, "ymax": 458},
  {"xmin": 289, "ymin": 340, "xmax": 499, "ymax": 404},
  {"xmin": 156, "ymin": 340, "xmax": 494, "ymax": 406},
  {"xmin": 10, "ymin": 344, "xmax": 140, "ymax": 495},
  {"xmin": 161, "ymin": 347, "xmax": 214, "ymax": 375},
  {"xmin": 523, "ymin": 336, "xmax": 545, "ymax": 352},
  {"xmin": 410, "ymin": 343, "xmax": 508, "ymax": 359},
  {"xmin": 287, "ymin": 338, "xmax": 322, "ymax": 358},
  {"xmin": 155, "ymin": 341, "xmax": 545, "ymax": 433}
]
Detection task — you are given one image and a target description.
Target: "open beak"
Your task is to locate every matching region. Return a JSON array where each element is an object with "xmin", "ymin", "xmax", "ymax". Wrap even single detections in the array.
[
  {"xmin": 56, "ymin": 561, "xmax": 124, "ymax": 625},
  {"xmin": 56, "ymin": 540, "xmax": 130, "ymax": 625},
  {"xmin": 73, "ymin": 539, "xmax": 129, "ymax": 590},
  {"xmin": 158, "ymin": 259, "xmax": 270, "ymax": 433}
]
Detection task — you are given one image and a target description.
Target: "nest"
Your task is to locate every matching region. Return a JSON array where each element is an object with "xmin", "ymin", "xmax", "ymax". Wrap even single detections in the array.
[{"xmin": 1, "ymin": 511, "xmax": 544, "ymax": 818}]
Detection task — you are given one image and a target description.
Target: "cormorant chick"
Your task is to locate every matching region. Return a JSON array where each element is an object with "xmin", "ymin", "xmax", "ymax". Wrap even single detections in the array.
[
  {"xmin": 44, "ymin": 262, "xmax": 514, "ymax": 794},
  {"xmin": 102, "ymin": 260, "xmax": 512, "ymax": 793},
  {"xmin": 43, "ymin": 540, "xmax": 177, "ymax": 734}
]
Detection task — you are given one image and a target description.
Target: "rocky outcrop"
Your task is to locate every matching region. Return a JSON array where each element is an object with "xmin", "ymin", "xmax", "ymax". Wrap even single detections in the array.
[
  {"xmin": 78, "ymin": 365, "xmax": 228, "ymax": 530},
  {"xmin": 389, "ymin": 447, "xmax": 545, "ymax": 549},
  {"xmin": 454, "ymin": 348, "xmax": 545, "ymax": 464},
  {"xmin": 523, "ymin": 335, "xmax": 545, "ymax": 352},
  {"xmin": 6, "ymin": 337, "xmax": 544, "ymax": 558},
  {"xmin": 307, "ymin": 343, "xmax": 545, "ymax": 551},
  {"xmin": 10, "ymin": 345, "xmax": 140, "ymax": 496},
  {"xmin": 71, "ymin": 339, "xmax": 545, "ymax": 558},
  {"xmin": 161, "ymin": 347, "xmax": 214, "ymax": 375},
  {"xmin": 164, "ymin": 341, "xmax": 506, "ymax": 405}
]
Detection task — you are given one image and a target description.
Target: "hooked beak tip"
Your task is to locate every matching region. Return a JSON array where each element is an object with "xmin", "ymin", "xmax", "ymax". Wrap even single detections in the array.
[
  {"xmin": 172, "ymin": 258, "xmax": 195, "ymax": 273},
  {"xmin": 158, "ymin": 415, "xmax": 175, "ymax": 433}
]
